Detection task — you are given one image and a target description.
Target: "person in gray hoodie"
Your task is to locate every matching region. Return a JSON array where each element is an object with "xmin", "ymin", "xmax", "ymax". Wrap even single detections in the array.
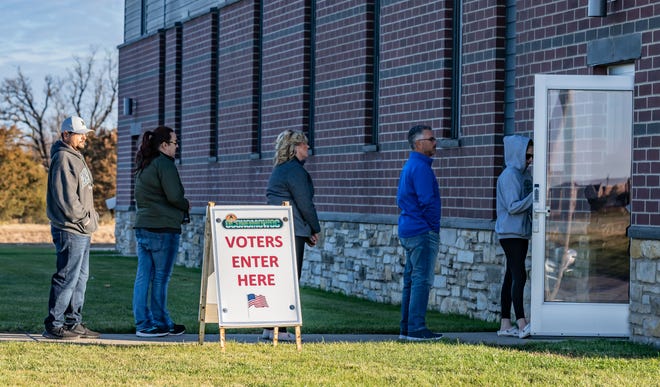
[
  {"xmin": 43, "ymin": 116, "xmax": 100, "ymax": 340},
  {"xmin": 495, "ymin": 135, "xmax": 533, "ymax": 339}
]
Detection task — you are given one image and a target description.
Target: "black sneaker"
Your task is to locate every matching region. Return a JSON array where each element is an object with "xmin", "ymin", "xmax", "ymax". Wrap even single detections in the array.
[
  {"xmin": 406, "ymin": 329, "xmax": 443, "ymax": 341},
  {"xmin": 169, "ymin": 324, "xmax": 186, "ymax": 336},
  {"xmin": 43, "ymin": 326, "xmax": 80, "ymax": 340},
  {"xmin": 136, "ymin": 326, "xmax": 169, "ymax": 338},
  {"xmin": 68, "ymin": 323, "xmax": 101, "ymax": 338}
]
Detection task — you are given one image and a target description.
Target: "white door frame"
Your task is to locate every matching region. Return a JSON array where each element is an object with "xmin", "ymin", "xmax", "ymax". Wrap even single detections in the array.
[{"xmin": 530, "ymin": 74, "xmax": 633, "ymax": 337}]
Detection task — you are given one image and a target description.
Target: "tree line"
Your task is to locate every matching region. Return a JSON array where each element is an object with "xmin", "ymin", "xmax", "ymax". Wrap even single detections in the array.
[{"xmin": 0, "ymin": 49, "xmax": 117, "ymax": 223}]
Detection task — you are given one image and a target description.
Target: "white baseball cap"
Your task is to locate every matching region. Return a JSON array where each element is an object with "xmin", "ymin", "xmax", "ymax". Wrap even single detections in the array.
[{"xmin": 61, "ymin": 116, "xmax": 93, "ymax": 134}]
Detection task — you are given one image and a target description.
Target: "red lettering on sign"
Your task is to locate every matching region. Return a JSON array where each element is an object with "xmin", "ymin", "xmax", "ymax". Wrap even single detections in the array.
[
  {"xmin": 236, "ymin": 273, "xmax": 276, "ymax": 286},
  {"xmin": 225, "ymin": 235, "xmax": 284, "ymax": 248},
  {"xmin": 231, "ymin": 256, "xmax": 279, "ymax": 268}
]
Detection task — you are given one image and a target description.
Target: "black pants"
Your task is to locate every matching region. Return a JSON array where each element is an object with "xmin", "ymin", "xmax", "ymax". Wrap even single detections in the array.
[
  {"xmin": 294, "ymin": 236, "xmax": 306, "ymax": 281},
  {"xmin": 267, "ymin": 236, "xmax": 306, "ymax": 335},
  {"xmin": 499, "ymin": 238, "xmax": 528, "ymax": 320}
]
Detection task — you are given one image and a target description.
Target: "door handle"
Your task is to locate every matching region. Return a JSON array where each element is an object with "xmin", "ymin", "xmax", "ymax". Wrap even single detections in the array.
[{"xmin": 534, "ymin": 207, "xmax": 550, "ymax": 215}]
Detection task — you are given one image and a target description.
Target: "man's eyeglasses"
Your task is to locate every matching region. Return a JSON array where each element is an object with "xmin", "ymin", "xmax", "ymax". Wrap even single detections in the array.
[
  {"xmin": 168, "ymin": 141, "xmax": 178, "ymax": 145},
  {"xmin": 526, "ymin": 153, "xmax": 534, "ymax": 160},
  {"xmin": 417, "ymin": 137, "xmax": 436, "ymax": 143}
]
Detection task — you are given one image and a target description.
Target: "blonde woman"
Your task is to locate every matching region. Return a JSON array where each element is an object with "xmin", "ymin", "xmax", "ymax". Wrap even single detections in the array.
[{"xmin": 264, "ymin": 130, "xmax": 321, "ymax": 341}]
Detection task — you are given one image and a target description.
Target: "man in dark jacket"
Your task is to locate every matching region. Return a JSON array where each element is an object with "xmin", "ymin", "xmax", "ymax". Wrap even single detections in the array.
[{"xmin": 43, "ymin": 116, "xmax": 100, "ymax": 340}]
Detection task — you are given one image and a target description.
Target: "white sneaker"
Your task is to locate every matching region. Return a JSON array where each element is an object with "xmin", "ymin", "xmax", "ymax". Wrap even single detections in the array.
[
  {"xmin": 496, "ymin": 327, "xmax": 519, "ymax": 337},
  {"xmin": 518, "ymin": 324, "xmax": 531, "ymax": 339},
  {"xmin": 268, "ymin": 330, "xmax": 296, "ymax": 342}
]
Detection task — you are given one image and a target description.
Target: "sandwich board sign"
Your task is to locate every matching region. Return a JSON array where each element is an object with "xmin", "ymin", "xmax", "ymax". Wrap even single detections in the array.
[{"xmin": 198, "ymin": 203, "xmax": 302, "ymax": 350}]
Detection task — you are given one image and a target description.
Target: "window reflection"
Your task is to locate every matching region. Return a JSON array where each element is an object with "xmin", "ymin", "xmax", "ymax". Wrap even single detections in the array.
[{"xmin": 544, "ymin": 89, "xmax": 631, "ymax": 303}]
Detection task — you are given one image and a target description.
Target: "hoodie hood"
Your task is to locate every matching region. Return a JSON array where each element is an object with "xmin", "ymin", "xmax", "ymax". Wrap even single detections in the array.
[
  {"xmin": 503, "ymin": 135, "xmax": 531, "ymax": 172},
  {"xmin": 50, "ymin": 139, "xmax": 84, "ymax": 161}
]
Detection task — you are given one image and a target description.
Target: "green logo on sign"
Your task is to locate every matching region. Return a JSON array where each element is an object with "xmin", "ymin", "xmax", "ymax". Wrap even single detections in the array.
[{"xmin": 221, "ymin": 215, "xmax": 283, "ymax": 229}]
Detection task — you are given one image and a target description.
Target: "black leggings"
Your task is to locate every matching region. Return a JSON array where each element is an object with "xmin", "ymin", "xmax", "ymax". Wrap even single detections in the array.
[
  {"xmin": 268, "ymin": 236, "xmax": 306, "ymax": 335},
  {"xmin": 500, "ymin": 238, "xmax": 528, "ymax": 321},
  {"xmin": 294, "ymin": 236, "xmax": 306, "ymax": 281}
]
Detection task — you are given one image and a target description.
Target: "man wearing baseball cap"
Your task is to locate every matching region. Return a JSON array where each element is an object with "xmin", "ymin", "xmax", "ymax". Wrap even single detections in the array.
[{"xmin": 43, "ymin": 116, "xmax": 100, "ymax": 340}]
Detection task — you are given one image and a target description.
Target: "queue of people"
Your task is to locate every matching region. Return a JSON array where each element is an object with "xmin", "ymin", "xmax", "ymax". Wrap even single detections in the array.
[{"xmin": 43, "ymin": 119, "xmax": 533, "ymax": 342}]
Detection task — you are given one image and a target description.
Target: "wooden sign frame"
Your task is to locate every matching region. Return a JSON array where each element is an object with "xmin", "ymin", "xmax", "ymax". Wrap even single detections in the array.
[{"xmin": 198, "ymin": 202, "xmax": 302, "ymax": 351}]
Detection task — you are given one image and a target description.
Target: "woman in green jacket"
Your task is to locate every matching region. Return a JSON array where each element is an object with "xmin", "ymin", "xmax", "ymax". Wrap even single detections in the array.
[{"xmin": 132, "ymin": 126, "xmax": 189, "ymax": 338}]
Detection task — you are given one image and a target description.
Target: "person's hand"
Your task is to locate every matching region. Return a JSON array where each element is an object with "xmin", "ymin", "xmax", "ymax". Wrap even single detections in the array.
[{"xmin": 306, "ymin": 233, "xmax": 319, "ymax": 247}]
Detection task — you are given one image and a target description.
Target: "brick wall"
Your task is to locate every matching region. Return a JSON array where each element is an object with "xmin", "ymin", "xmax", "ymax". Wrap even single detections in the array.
[
  {"xmin": 116, "ymin": 0, "xmax": 660, "ymax": 345},
  {"xmin": 441, "ymin": 0, "xmax": 505, "ymax": 220},
  {"xmin": 117, "ymin": 33, "xmax": 164, "ymax": 209}
]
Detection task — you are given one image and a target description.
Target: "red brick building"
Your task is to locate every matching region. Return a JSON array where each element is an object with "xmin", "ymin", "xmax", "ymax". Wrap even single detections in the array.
[{"xmin": 117, "ymin": 1, "xmax": 660, "ymax": 346}]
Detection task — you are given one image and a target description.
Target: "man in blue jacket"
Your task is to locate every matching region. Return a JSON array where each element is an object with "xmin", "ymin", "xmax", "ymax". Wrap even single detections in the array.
[{"xmin": 397, "ymin": 125, "xmax": 443, "ymax": 341}]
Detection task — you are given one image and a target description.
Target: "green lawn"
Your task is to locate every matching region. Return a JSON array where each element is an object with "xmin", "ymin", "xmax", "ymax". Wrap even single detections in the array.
[
  {"xmin": 0, "ymin": 245, "xmax": 658, "ymax": 386},
  {"xmin": 0, "ymin": 246, "xmax": 493, "ymax": 334}
]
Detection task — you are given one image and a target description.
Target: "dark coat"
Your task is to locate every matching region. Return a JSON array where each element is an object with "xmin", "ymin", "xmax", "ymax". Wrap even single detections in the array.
[{"xmin": 266, "ymin": 158, "xmax": 321, "ymax": 237}]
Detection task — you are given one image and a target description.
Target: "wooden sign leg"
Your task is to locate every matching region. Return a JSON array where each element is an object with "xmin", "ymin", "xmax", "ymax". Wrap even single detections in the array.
[
  {"xmin": 198, "ymin": 202, "xmax": 215, "ymax": 345},
  {"xmin": 295, "ymin": 326, "xmax": 302, "ymax": 352},
  {"xmin": 220, "ymin": 327, "xmax": 226, "ymax": 352},
  {"xmin": 272, "ymin": 327, "xmax": 279, "ymax": 346}
]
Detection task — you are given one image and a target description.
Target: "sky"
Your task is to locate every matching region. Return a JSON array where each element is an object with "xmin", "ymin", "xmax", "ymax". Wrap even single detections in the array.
[{"xmin": 0, "ymin": 0, "xmax": 124, "ymax": 98}]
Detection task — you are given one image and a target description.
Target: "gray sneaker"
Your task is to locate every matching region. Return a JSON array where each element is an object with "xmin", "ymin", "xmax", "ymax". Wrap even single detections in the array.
[
  {"xmin": 68, "ymin": 323, "xmax": 101, "ymax": 338},
  {"xmin": 43, "ymin": 326, "xmax": 80, "ymax": 340}
]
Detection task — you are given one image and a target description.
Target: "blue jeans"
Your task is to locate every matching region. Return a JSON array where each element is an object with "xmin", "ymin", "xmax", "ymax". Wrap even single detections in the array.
[
  {"xmin": 133, "ymin": 228, "xmax": 180, "ymax": 331},
  {"xmin": 45, "ymin": 227, "xmax": 91, "ymax": 329},
  {"xmin": 399, "ymin": 231, "xmax": 439, "ymax": 334}
]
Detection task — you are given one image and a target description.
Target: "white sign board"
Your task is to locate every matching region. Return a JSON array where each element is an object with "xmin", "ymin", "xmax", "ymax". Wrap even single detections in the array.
[{"xmin": 209, "ymin": 205, "xmax": 302, "ymax": 327}]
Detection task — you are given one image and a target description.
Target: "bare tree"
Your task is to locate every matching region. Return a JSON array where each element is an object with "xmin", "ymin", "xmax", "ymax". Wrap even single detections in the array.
[
  {"xmin": 0, "ymin": 70, "xmax": 59, "ymax": 169},
  {"xmin": 0, "ymin": 48, "xmax": 118, "ymax": 170},
  {"xmin": 63, "ymin": 48, "xmax": 118, "ymax": 131}
]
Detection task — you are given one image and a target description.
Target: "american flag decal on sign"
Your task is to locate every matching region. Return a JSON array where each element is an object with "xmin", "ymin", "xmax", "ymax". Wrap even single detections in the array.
[{"xmin": 247, "ymin": 293, "xmax": 269, "ymax": 308}]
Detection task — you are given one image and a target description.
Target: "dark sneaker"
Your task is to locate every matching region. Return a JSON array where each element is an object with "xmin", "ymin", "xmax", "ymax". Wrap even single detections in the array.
[
  {"xmin": 406, "ymin": 329, "xmax": 443, "ymax": 341},
  {"xmin": 43, "ymin": 326, "xmax": 80, "ymax": 340},
  {"xmin": 169, "ymin": 324, "xmax": 186, "ymax": 336},
  {"xmin": 136, "ymin": 326, "xmax": 169, "ymax": 338},
  {"xmin": 68, "ymin": 323, "xmax": 101, "ymax": 338}
]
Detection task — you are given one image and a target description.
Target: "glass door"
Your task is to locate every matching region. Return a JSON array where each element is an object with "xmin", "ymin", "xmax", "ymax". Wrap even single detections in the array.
[{"xmin": 530, "ymin": 74, "xmax": 633, "ymax": 337}]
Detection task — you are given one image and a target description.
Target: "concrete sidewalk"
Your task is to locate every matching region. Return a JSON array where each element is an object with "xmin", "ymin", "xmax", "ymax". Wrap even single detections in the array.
[{"xmin": 0, "ymin": 331, "xmax": 562, "ymax": 346}]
